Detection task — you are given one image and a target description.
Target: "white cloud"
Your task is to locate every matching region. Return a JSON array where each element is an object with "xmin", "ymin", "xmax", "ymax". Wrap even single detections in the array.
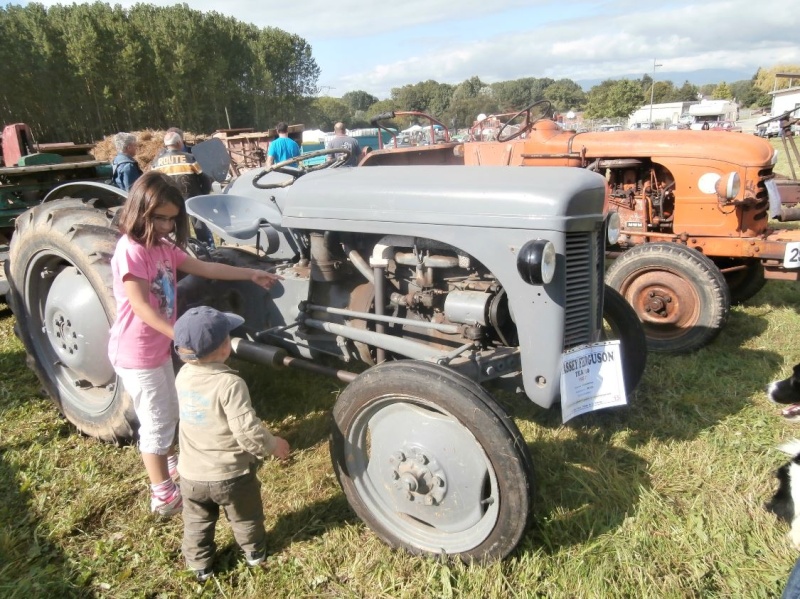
[{"xmin": 335, "ymin": 0, "xmax": 800, "ymax": 96}]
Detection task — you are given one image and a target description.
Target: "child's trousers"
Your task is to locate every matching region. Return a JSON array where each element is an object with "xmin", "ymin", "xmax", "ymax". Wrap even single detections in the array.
[{"xmin": 180, "ymin": 468, "xmax": 266, "ymax": 570}]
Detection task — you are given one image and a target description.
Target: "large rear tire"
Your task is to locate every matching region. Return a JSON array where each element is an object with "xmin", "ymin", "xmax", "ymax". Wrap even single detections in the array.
[
  {"xmin": 605, "ymin": 243, "xmax": 730, "ymax": 354},
  {"xmin": 330, "ymin": 361, "xmax": 533, "ymax": 562},
  {"xmin": 6, "ymin": 198, "xmax": 136, "ymax": 442}
]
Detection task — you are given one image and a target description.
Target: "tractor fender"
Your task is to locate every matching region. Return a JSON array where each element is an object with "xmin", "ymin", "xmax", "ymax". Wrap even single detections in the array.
[{"xmin": 42, "ymin": 181, "xmax": 126, "ymax": 205}]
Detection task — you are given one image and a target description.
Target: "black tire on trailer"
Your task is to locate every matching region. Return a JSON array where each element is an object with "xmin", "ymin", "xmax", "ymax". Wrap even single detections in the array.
[
  {"xmin": 712, "ymin": 257, "xmax": 767, "ymax": 305},
  {"xmin": 602, "ymin": 284, "xmax": 647, "ymax": 394},
  {"xmin": 330, "ymin": 360, "xmax": 533, "ymax": 562},
  {"xmin": 6, "ymin": 198, "xmax": 137, "ymax": 442},
  {"xmin": 605, "ymin": 242, "xmax": 731, "ymax": 354}
]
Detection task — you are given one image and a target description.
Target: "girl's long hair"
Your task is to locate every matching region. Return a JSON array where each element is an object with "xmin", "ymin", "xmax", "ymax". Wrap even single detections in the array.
[{"xmin": 116, "ymin": 171, "xmax": 189, "ymax": 248}]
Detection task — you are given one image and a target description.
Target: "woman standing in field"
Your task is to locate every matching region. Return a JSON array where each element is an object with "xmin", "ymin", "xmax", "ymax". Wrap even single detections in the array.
[{"xmin": 107, "ymin": 171, "xmax": 280, "ymax": 517}]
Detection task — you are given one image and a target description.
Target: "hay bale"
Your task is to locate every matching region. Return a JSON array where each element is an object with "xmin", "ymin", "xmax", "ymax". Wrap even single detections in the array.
[{"xmin": 91, "ymin": 129, "xmax": 202, "ymax": 169}]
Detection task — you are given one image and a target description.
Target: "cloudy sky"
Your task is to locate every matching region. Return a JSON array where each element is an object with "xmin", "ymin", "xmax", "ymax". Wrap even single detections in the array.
[{"xmin": 24, "ymin": 0, "xmax": 800, "ymax": 98}]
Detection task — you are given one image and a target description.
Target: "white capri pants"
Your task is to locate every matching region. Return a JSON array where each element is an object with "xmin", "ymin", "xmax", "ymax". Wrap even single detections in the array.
[{"xmin": 115, "ymin": 361, "xmax": 179, "ymax": 455}]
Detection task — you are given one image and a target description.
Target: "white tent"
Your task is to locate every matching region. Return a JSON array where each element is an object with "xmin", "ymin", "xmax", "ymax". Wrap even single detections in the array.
[
  {"xmin": 302, "ymin": 129, "xmax": 326, "ymax": 143},
  {"xmin": 402, "ymin": 124, "xmax": 423, "ymax": 133}
]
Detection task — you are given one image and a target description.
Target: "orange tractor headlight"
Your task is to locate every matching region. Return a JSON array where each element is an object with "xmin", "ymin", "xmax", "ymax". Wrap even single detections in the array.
[{"xmin": 714, "ymin": 172, "xmax": 741, "ymax": 201}]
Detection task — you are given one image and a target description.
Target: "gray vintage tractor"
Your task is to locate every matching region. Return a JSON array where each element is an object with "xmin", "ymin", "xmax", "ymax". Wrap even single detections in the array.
[{"xmin": 5, "ymin": 148, "xmax": 645, "ymax": 561}]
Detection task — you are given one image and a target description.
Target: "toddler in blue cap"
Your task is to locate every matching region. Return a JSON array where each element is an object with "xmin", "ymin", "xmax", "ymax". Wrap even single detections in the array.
[{"xmin": 173, "ymin": 306, "xmax": 290, "ymax": 582}]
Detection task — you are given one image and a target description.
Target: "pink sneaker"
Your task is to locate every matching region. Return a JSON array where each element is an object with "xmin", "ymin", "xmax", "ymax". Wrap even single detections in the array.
[{"xmin": 151, "ymin": 486, "xmax": 183, "ymax": 518}]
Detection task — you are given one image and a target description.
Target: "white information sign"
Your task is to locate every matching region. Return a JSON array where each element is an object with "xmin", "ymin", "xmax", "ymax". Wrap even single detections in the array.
[
  {"xmin": 559, "ymin": 340, "xmax": 627, "ymax": 423},
  {"xmin": 784, "ymin": 241, "xmax": 800, "ymax": 269}
]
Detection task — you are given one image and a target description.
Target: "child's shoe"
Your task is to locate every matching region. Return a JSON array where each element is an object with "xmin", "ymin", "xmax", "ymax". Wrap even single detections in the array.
[
  {"xmin": 194, "ymin": 567, "xmax": 213, "ymax": 582},
  {"xmin": 150, "ymin": 485, "xmax": 183, "ymax": 517},
  {"xmin": 245, "ymin": 549, "xmax": 266, "ymax": 567}
]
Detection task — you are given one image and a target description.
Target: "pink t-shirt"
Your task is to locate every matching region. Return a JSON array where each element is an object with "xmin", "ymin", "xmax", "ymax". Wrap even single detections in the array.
[{"xmin": 108, "ymin": 235, "xmax": 188, "ymax": 369}]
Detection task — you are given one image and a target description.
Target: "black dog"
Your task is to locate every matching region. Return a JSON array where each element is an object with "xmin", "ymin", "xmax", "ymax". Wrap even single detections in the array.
[
  {"xmin": 768, "ymin": 364, "xmax": 800, "ymax": 419},
  {"xmin": 766, "ymin": 440, "xmax": 800, "ymax": 549},
  {"xmin": 768, "ymin": 364, "xmax": 800, "ymax": 405}
]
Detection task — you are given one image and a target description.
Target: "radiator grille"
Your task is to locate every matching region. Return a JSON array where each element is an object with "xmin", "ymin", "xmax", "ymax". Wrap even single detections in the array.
[
  {"xmin": 564, "ymin": 230, "xmax": 604, "ymax": 348},
  {"xmin": 756, "ymin": 167, "xmax": 774, "ymax": 203}
]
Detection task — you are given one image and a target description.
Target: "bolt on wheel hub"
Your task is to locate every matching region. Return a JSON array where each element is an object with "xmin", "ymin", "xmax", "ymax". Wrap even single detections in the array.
[{"xmin": 388, "ymin": 446, "xmax": 447, "ymax": 506}]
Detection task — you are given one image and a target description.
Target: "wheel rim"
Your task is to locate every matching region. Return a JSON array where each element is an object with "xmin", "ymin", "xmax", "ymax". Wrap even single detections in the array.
[
  {"xmin": 24, "ymin": 250, "xmax": 117, "ymax": 416},
  {"xmin": 620, "ymin": 270, "xmax": 701, "ymax": 340},
  {"xmin": 345, "ymin": 395, "xmax": 500, "ymax": 553}
]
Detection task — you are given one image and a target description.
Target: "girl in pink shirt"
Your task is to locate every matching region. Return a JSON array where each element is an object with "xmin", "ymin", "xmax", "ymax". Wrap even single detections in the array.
[{"xmin": 108, "ymin": 171, "xmax": 280, "ymax": 517}]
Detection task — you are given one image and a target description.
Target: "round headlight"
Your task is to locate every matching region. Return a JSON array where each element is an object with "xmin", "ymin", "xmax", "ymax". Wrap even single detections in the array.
[
  {"xmin": 517, "ymin": 239, "xmax": 556, "ymax": 285},
  {"xmin": 714, "ymin": 171, "xmax": 741, "ymax": 200},
  {"xmin": 607, "ymin": 211, "xmax": 621, "ymax": 245}
]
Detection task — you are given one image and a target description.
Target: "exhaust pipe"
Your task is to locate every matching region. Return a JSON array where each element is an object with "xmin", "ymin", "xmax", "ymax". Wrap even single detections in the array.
[
  {"xmin": 780, "ymin": 206, "xmax": 800, "ymax": 222},
  {"xmin": 230, "ymin": 337, "xmax": 357, "ymax": 383}
]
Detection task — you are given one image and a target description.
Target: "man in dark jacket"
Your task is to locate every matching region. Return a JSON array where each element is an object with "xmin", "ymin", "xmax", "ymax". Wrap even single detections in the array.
[
  {"xmin": 151, "ymin": 131, "xmax": 215, "ymax": 249},
  {"xmin": 111, "ymin": 132, "xmax": 142, "ymax": 192}
]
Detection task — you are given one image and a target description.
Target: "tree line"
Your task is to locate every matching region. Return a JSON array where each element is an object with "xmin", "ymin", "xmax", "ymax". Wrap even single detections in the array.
[
  {"xmin": 0, "ymin": 3, "xmax": 319, "ymax": 142},
  {"xmin": 317, "ymin": 66, "xmax": 798, "ymax": 132},
  {"xmin": 1, "ymin": 3, "xmax": 797, "ymax": 143}
]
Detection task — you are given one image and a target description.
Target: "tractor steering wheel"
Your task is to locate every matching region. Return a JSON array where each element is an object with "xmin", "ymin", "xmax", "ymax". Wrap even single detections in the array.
[
  {"xmin": 252, "ymin": 148, "xmax": 352, "ymax": 189},
  {"xmin": 496, "ymin": 100, "xmax": 553, "ymax": 142}
]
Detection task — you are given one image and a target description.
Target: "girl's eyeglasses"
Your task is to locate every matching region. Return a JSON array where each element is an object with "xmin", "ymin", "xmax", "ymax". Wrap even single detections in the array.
[{"xmin": 151, "ymin": 215, "xmax": 178, "ymax": 224}]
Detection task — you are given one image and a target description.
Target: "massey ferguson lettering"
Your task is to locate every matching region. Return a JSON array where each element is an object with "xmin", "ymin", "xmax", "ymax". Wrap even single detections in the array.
[{"xmin": 563, "ymin": 350, "xmax": 616, "ymax": 374}]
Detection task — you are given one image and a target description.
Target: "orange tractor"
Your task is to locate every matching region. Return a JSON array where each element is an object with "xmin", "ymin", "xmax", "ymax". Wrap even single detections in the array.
[{"xmin": 363, "ymin": 103, "xmax": 799, "ymax": 353}]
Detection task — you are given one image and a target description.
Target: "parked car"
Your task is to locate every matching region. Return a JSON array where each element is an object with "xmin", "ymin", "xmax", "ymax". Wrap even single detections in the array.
[
  {"xmin": 765, "ymin": 121, "xmax": 781, "ymax": 138},
  {"xmin": 709, "ymin": 121, "xmax": 742, "ymax": 132}
]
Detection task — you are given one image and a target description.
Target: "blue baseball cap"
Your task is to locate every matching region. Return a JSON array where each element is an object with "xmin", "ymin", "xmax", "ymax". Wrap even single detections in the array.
[{"xmin": 174, "ymin": 306, "xmax": 244, "ymax": 360}]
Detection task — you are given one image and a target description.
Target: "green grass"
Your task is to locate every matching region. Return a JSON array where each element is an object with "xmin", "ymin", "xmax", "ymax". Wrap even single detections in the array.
[
  {"xmin": 2, "ymin": 284, "xmax": 800, "ymax": 598},
  {"xmin": 769, "ymin": 137, "xmax": 800, "ymax": 179}
]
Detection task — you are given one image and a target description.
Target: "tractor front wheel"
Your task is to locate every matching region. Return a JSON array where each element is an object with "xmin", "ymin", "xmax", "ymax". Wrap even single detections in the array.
[
  {"xmin": 712, "ymin": 258, "xmax": 766, "ymax": 305},
  {"xmin": 605, "ymin": 243, "xmax": 730, "ymax": 354},
  {"xmin": 602, "ymin": 284, "xmax": 647, "ymax": 393},
  {"xmin": 330, "ymin": 361, "xmax": 533, "ymax": 562}
]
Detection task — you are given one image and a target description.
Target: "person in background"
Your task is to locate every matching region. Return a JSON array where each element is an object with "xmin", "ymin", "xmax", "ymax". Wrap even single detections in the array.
[
  {"xmin": 701, "ymin": 120, "xmax": 710, "ymax": 130},
  {"xmin": 266, "ymin": 122, "xmax": 300, "ymax": 167},
  {"xmin": 107, "ymin": 171, "xmax": 281, "ymax": 520},
  {"xmin": 151, "ymin": 131, "xmax": 216, "ymax": 249},
  {"xmin": 166, "ymin": 127, "xmax": 190, "ymax": 152},
  {"xmin": 326, "ymin": 122, "xmax": 361, "ymax": 167},
  {"xmin": 111, "ymin": 132, "xmax": 143, "ymax": 192},
  {"xmin": 173, "ymin": 306, "xmax": 291, "ymax": 582}
]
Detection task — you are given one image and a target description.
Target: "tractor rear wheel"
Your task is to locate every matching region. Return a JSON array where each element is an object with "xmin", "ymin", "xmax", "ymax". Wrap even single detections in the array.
[
  {"xmin": 330, "ymin": 360, "xmax": 533, "ymax": 562},
  {"xmin": 712, "ymin": 258, "xmax": 766, "ymax": 305},
  {"xmin": 6, "ymin": 198, "xmax": 136, "ymax": 442},
  {"xmin": 605, "ymin": 243, "xmax": 730, "ymax": 354}
]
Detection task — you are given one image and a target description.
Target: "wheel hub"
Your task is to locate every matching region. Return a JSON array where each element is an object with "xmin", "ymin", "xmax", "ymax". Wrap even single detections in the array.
[
  {"xmin": 643, "ymin": 290, "xmax": 673, "ymax": 319},
  {"xmin": 43, "ymin": 267, "xmax": 114, "ymax": 386},
  {"xmin": 625, "ymin": 271, "xmax": 698, "ymax": 328},
  {"xmin": 389, "ymin": 446, "xmax": 447, "ymax": 506}
]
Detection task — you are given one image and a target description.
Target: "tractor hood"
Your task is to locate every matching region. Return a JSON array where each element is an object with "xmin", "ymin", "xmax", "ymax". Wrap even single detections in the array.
[
  {"xmin": 516, "ymin": 120, "xmax": 775, "ymax": 167},
  {"xmin": 226, "ymin": 165, "xmax": 607, "ymax": 234}
]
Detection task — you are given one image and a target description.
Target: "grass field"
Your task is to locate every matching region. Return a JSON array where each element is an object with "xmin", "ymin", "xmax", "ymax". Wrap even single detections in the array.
[
  {"xmin": 2, "ymin": 278, "xmax": 800, "ymax": 598},
  {"xmin": 770, "ymin": 136, "xmax": 799, "ymax": 179}
]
